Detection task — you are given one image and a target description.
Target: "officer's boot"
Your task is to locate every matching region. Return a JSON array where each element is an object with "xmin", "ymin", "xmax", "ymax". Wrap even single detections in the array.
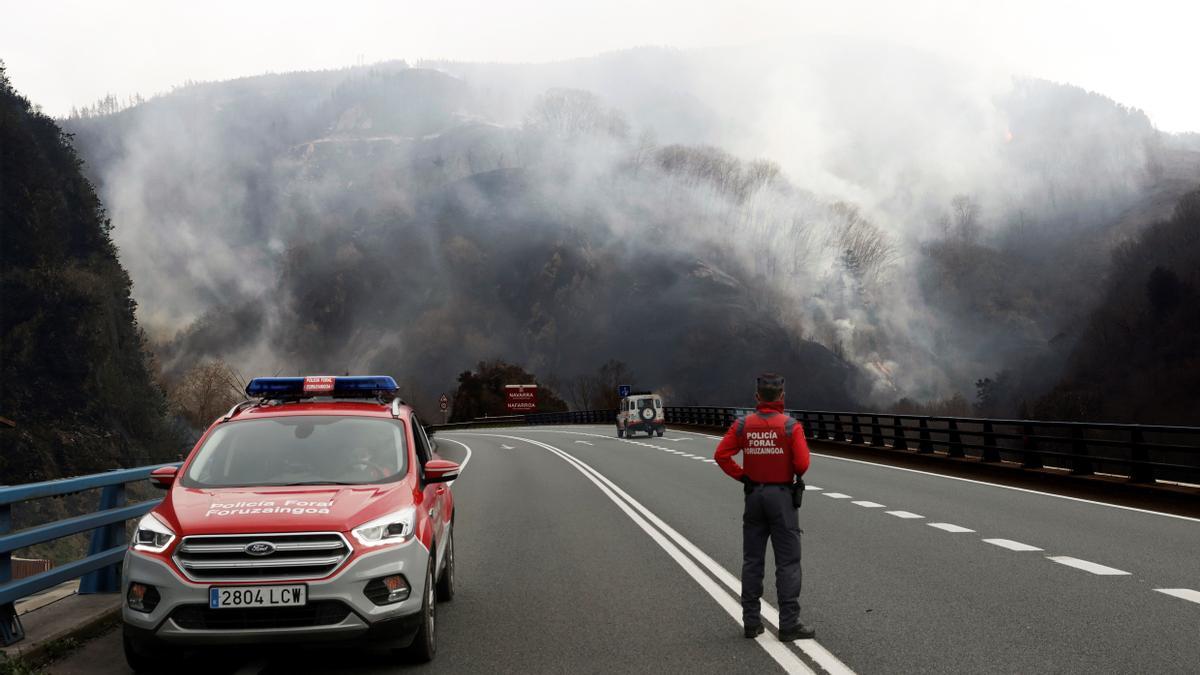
[
  {"xmin": 779, "ymin": 623, "xmax": 816, "ymax": 641},
  {"xmin": 744, "ymin": 623, "xmax": 764, "ymax": 638}
]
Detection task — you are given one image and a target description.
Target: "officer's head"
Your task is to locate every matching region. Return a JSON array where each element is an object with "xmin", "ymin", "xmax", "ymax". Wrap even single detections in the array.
[{"xmin": 755, "ymin": 373, "xmax": 785, "ymax": 403}]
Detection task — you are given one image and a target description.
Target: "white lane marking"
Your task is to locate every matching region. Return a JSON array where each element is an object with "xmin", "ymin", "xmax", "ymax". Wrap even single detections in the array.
[
  {"xmin": 804, "ymin": 485, "xmax": 822, "ymax": 491},
  {"xmin": 660, "ymin": 437, "xmax": 690, "ymax": 442},
  {"xmin": 575, "ymin": 440, "xmax": 594, "ymax": 446},
  {"xmin": 927, "ymin": 523, "xmax": 975, "ymax": 533},
  {"xmin": 704, "ymin": 459, "xmax": 717, "ymax": 463},
  {"xmin": 679, "ymin": 453, "xmax": 697, "ymax": 458},
  {"xmin": 436, "ymin": 438, "xmax": 474, "ymax": 487},
  {"xmin": 982, "ymin": 539, "xmax": 1043, "ymax": 552},
  {"xmin": 852, "ymin": 501, "xmax": 886, "ymax": 508},
  {"xmin": 466, "ymin": 432, "xmax": 855, "ymax": 675},
  {"xmin": 1046, "ymin": 556, "xmax": 1131, "ymax": 575},
  {"xmin": 886, "ymin": 511, "xmax": 924, "ymax": 519},
  {"xmin": 501, "ymin": 444, "xmax": 516, "ymax": 450},
  {"xmin": 1154, "ymin": 588, "xmax": 1200, "ymax": 604},
  {"xmin": 656, "ymin": 427, "xmax": 1200, "ymax": 523},
  {"xmin": 468, "ymin": 434, "xmax": 818, "ymax": 674},
  {"xmin": 692, "ymin": 456, "xmax": 708, "ymax": 461},
  {"xmin": 823, "ymin": 493, "xmax": 854, "ymax": 499}
]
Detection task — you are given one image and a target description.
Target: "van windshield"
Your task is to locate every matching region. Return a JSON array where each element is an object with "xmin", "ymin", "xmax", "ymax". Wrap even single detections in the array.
[{"xmin": 181, "ymin": 416, "xmax": 408, "ymax": 488}]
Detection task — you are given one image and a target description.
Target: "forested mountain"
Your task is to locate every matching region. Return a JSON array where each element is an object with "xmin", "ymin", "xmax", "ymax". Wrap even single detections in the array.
[
  {"xmin": 0, "ymin": 65, "xmax": 181, "ymax": 484},
  {"xmin": 1034, "ymin": 189, "xmax": 1200, "ymax": 423},
  {"xmin": 55, "ymin": 46, "xmax": 1200, "ymax": 423}
]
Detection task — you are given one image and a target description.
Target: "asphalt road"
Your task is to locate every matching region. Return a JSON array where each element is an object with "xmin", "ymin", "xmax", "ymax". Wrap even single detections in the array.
[{"xmin": 50, "ymin": 425, "xmax": 1199, "ymax": 674}]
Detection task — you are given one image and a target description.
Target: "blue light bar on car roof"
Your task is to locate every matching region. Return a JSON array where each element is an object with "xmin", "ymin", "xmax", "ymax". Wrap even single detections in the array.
[{"xmin": 245, "ymin": 375, "xmax": 399, "ymax": 398}]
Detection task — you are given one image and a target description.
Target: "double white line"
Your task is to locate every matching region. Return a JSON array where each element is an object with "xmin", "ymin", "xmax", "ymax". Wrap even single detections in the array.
[{"xmin": 465, "ymin": 432, "xmax": 855, "ymax": 675}]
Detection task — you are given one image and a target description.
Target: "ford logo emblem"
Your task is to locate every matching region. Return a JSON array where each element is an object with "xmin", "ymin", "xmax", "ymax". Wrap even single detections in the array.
[{"xmin": 244, "ymin": 541, "xmax": 276, "ymax": 556}]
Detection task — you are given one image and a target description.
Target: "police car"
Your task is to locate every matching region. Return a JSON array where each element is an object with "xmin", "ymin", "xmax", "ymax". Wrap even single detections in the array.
[
  {"xmin": 617, "ymin": 392, "xmax": 666, "ymax": 438},
  {"xmin": 122, "ymin": 376, "xmax": 458, "ymax": 670}
]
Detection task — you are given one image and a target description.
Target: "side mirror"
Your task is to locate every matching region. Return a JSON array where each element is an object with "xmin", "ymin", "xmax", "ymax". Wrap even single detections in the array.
[
  {"xmin": 423, "ymin": 459, "xmax": 460, "ymax": 484},
  {"xmin": 149, "ymin": 466, "xmax": 178, "ymax": 490}
]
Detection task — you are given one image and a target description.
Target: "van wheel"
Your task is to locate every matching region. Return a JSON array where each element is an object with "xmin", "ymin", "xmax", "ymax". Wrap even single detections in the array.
[
  {"xmin": 123, "ymin": 630, "xmax": 167, "ymax": 673},
  {"xmin": 405, "ymin": 556, "xmax": 437, "ymax": 662}
]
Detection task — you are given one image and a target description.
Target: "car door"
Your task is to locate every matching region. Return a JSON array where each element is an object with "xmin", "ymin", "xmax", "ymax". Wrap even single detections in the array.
[{"xmin": 411, "ymin": 416, "xmax": 447, "ymax": 559}]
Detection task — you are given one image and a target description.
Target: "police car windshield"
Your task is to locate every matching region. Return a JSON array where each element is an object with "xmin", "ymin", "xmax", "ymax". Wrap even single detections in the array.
[{"xmin": 181, "ymin": 416, "xmax": 408, "ymax": 488}]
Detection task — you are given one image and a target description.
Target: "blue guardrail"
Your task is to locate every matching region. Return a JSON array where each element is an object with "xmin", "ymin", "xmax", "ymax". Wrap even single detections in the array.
[{"xmin": 0, "ymin": 463, "xmax": 181, "ymax": 646}]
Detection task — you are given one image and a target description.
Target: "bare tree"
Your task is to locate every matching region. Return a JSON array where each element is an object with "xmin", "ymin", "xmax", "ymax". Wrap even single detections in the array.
[
  {"xmin": 950, "ymin": 194, "xmax": 981, "ymax": 242},
  {"xmin": 167, "ymin": 359, "xmax": 246, "ymax": 429},
  {"xmin": 525, "ymin": 88, "xmax": 629, "ymax": 140},
  {"xmin": 832, "ymin": 202, "xmax": 896, "ymax": 284},
  {"xmin": 566, "ymin": 360, "xmax": 635, "ymax": 410}
]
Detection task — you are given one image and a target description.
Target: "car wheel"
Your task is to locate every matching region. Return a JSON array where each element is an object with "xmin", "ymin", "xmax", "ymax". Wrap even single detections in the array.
[
  {"xmin": 657, "ymin": 429, "xmax": 664, "ymax": 437},
  {"xmin": 436, "ymin": 527, "xmax": 455, "ymax": 602},
  {"xmin": 617, "ymin": 427, "xmax": 624, "ymax": 438},
  {"xmin": 404, "ymin": 555, "xmax": 437, "ymax": 662},
  {"xmin": 123, "ymin": 629, "xmax": 167, "ymax": 674}
]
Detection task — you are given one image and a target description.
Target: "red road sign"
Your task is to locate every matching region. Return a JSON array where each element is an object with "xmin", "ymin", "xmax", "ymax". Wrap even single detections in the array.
[
  {"xmin": 439, "ymin": 393, "xmax": 450, "ymax": 412},
  {"xmin": 505, "ymin": 384, "xmax": 538, "ymax": 413}
]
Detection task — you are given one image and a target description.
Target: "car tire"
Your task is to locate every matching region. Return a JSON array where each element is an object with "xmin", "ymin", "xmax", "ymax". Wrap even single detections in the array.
[
  {"xmin": 436, "ymin": 527, "xmax": 455, "ymax": 602},
  {"xmin": 617, "ymin": 427, "xmax": 624, "ymax": 438},
  {"xmin": 405, "ymin": 555, "xmax": 437, "ymax": 663},
  {"xmin": 123, "ymin": 629, "xmax": 167, "ymax": 674},
  {"xmin": 657, "ymin": 429, "xmax": 664, "ymax": 437}
]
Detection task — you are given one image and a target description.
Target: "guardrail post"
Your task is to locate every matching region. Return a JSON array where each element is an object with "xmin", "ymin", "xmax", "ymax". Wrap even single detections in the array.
[
  {"xmin": 1, "ymin": 501, "xmax": 25, "ymax": 646},
  {"xmin": 850, "ymin": 416, "xmax": 864, "ymax": 444},
  {"xmin": 892, "ymin": 416, "xmax": 908, "ymax": 450},
  {"xmin": 947, "ymin": 420, "xmax": 964, "ymax": 458},
  {"xmin": 833, "ymin": 415, "xmax": 846, "ymax": 442},
  {"xmin": 1128, "ymin": 429, "xmax": 1152, "ymax": 483},
  {"xmin": 800, "ymin": 412, "xmax": 813, "ymax": 439},
  {"xmin": 1022, "ymin": 423, "xmax": 1043, "ymax": 469},
  {"xmin": 80, "ymin": 483, "xmax": 126, "ymax": 594},
  {"xmin": 981, "ymin": 421, "xmax": 1000, "ymax": 462},
  {"xmin": 869, "ymin": 416, "xmax": 884, "ymax": 446},
  {"xmin": 816, "ymin": 414, "xmax": 827, "ymax": 440},
  {"xmin": 918, "ymin": 418, "xmax": 933, "ymax": 453},
  {"xmin": 1069, "ymin": 426, "xmax": 1093, "ymax": 475}
]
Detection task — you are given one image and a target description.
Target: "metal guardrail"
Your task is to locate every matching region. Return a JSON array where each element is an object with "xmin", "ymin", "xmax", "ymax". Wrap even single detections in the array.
[
  {"xmin": 0, "ymin": 462, "xmax": 181, "ymax": 646},
  {"xmin": 665, "ymin": 407, "xmax": 1200, "ymax": 485},
  {"xmin": 447, "ymin": 406, "xmax": 1199, "ymax": 486}
]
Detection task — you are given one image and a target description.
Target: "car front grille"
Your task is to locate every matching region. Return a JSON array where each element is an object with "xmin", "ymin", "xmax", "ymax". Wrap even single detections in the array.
[
  {"xmin": 173, "ymin": 532, "xmax": 351, "ymax": 582},
  {"xmin": 170, "ymin": 601, "xmax": 352, "ymax": 630}
]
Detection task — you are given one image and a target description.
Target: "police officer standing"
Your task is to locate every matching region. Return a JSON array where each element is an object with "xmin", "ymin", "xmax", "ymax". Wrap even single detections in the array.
[{"xmin": 714, "ymin": 373, "xmax": 815, "ymax": 641}]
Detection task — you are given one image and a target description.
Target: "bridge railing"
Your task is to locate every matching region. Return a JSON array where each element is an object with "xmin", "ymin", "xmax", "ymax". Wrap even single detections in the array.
[
  {"xmin": 660, "ymin": 406, "xmax": 1199, "ymax": 485},
  {"xmin": 482, "ymin": 405, "xmax": 1198, "ymax": 486},
  {"xmin": 0, "ymin": 462, "xmax": 181, "ymax": 646}
]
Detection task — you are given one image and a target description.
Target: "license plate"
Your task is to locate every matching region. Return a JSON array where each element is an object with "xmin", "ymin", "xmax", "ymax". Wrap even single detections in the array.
[{"xmin": 209, "ymin": 585, "xmax": 307, "ymax": 609}]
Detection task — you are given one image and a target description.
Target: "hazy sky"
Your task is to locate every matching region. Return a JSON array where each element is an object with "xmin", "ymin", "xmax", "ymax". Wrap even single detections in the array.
[{"xmin": 2, "ymin": 0, "xmax": 1197, "ymax": 132}]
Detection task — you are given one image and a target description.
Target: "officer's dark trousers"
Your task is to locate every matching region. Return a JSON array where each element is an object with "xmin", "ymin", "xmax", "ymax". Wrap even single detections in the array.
[{"xmin": 742, "ymin": 484, "xmax": 802, "ymax": 629}]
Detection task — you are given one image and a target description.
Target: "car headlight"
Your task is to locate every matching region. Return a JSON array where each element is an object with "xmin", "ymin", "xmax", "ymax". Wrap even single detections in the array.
[
  {"xmin": 352, "ymin": 507, "xmax": 416, "ymax": 548},
  {"xmin": 132, "ymin": 513, "xmax": 175, "ymax": 553}
]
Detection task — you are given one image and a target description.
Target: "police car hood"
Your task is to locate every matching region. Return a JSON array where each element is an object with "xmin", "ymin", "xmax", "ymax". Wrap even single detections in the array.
[{"xmin": 166, "ymin": 483, "xmax": 410, "ymax": 535}]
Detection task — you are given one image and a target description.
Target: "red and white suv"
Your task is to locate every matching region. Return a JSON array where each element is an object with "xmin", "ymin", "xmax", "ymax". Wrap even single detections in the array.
[{"xmin": 122, "ymin": 376, "xmax": 459, "ymax": 670}]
